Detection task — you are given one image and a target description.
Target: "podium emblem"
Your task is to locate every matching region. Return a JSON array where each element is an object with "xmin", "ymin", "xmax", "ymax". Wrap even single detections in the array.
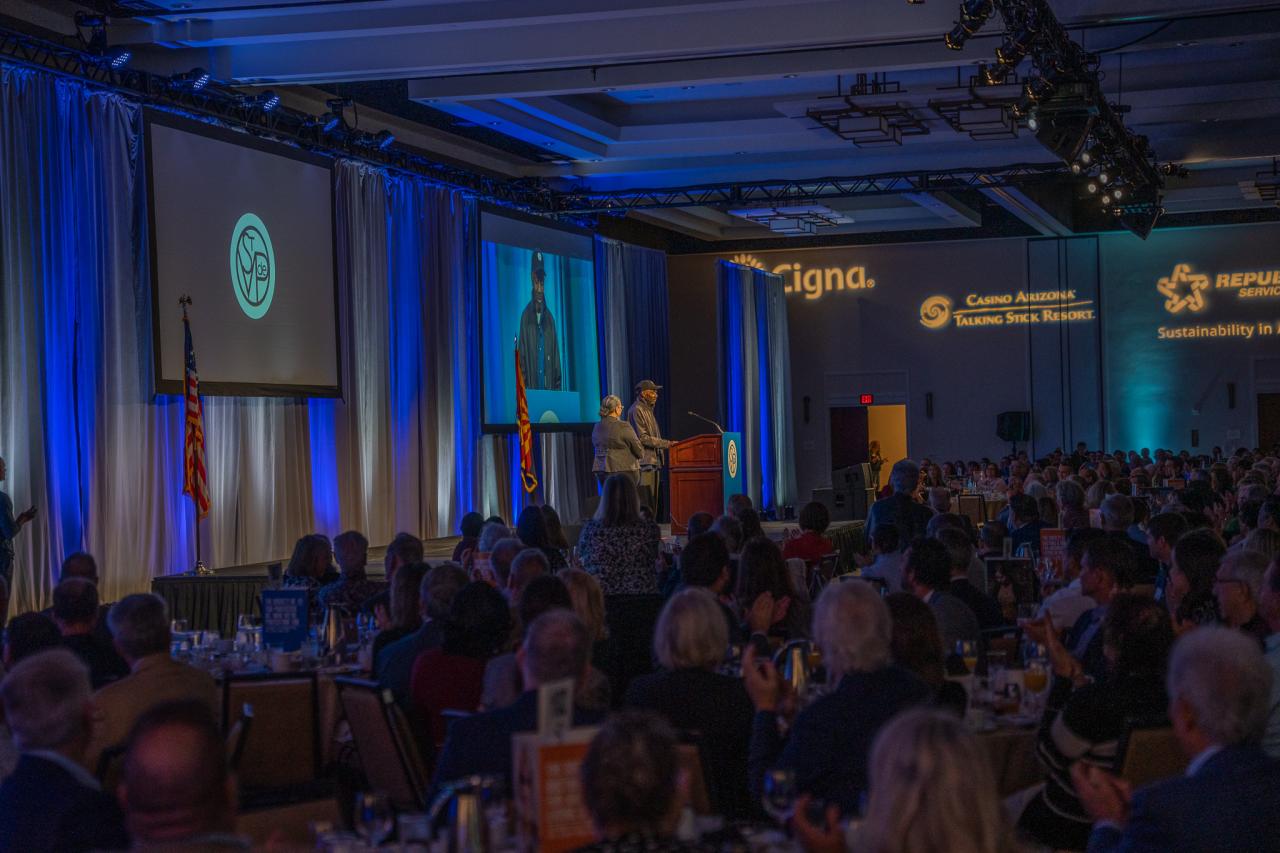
[
  {"xmin": 727, "ymin": 438, "xmax": 739, "ymax": 479},
  {"xmin": 229, "ymin": 212, "xmax": 276, "ymax": 320}
]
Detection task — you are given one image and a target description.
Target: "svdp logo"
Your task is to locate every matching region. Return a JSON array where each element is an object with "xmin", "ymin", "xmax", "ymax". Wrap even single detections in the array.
[
  {"xmin": 919, "ymin": 294, "xmax": 952, "ymax": 329},
  {"xmin": 726, "ymin": 438, "xmax": 739, "ymax": 480},
  {"xmin": 1157, "ymin": 264, "xmax": 1209, "ymax": 315},
  {"xmin": 229, "ymin": 213, "xmax": 275, "ymax": 320}
]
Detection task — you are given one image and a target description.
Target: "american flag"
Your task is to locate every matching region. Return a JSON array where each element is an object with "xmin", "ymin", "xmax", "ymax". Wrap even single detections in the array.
[
  {"xmin": 182, "ymin": 307, "xmax": 210, "ymax": 518},
  {"xmin": 514, "ymin": 342, "xmax": 538, "ymax": 494}
]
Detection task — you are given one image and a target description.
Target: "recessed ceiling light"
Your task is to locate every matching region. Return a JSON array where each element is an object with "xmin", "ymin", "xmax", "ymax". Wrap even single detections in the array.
[{"xmin": 783, "ymin": 74, "xmax": 798, "ymax": 79}]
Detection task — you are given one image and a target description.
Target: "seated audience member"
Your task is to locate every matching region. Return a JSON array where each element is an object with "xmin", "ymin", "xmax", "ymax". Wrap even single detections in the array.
[
  {"xmin": 1038, "ymin": 528, "xmax": 1106, "ymax": 628},
  {"xmin": 471, "ymin": 520, "xmax": 514, "ymax": 580},
  {"xmin": 516, "ymin": 505, "xmax": 569, "ymax": 572},
  {"xmin": 362, "ymin": 531, "xmax": 425, "ymax": 620},
  {"xmin": 783, "ymin": 501, "xmax": 835, "ymax": 565},
  {"xmin": 452, "ymin": 511, "xmax": 486, "ymax": 564},
  {"xmin": 317, "ymin": 530, "xmax": 386, "ymax": 614},
  {"xmin": 50, "ymin": 552, "xmax": 113, "ymax": 644},
  {"xmin": 118, "ymin": 701, "xmax": 243, "ymax": 850},
  {"xmin": 1258, "ymin": 495, "xmax": 1280, "ymax": 532},
  {"xmin": 2, "ymin": 612, "xmax": 61, "ymax": 668},
  {"xmin": 794, "ymin": 709, "xmax": 1018, "ymax": 853},
  {"xmin": 53, "ymin": 577, "xmax": 127, "ymax": 688},
  {"xmin": 480, "ymin": 574, "xmax": 574, "ymax": 712},
  {"xmin": 86, "ymin": 594, "xmax": 218, "ymax": 774},
  {"xmin": 576, "ymin": 474, "xmax": 661, "ymax": 596},
  {"xmin": 1060, "ymin": 536, "xmax": 1133, "ymax": 681},
  {"xmin": 376, "ymin": 563, "xmax": 468, "ymax": 710},
  {"xmin": 507, "ymin": 547, "xmax": 551, "ymax": 603},
  {"xmin": 677, "ymin": 532, "xmax": 774, "ymax": 649},
  {"xmin": 411, "ymin": 582, "xmax": 512, "ymax": 749},
  {"xmin": 927, "ymin": 486, "xmax": 953, "ymax": 516},
  {"xmin": 1215, "ymin": 549, "xmax": 1271, "ymax": 645},
  {"xmin": 735, "ymin": 537, "xmax": 807, "ymax": 640},
  {"xmin": 686, "ymin": 511, "xmax": 715, "ymax": 541},
  {"xmin": 1261, "ymin": 556, "xmax": 1280, "ymax": 757},
  {"xmin": 372, "ymin": 560, "xmax": 429, "ymax": 661},
  {"xmin": 743, "ymin": 580, "xmax": 931, "ymax": 813},
  {"xmin": 736, "ymin": 508, "xmax": 766, "ymax": 544},
  {"xmin": 711, "ymin": 514, "xmax": 745, "ymax": 556},
  {"xmin": 283, "ymin": 533, "xmax": 336, "ymax": 618},
  {"xmin": 431, "ymin": 610, "xmax": 605, "ymax": 789},
  {"xmin": 1167, "ymin": 528, "xmax": 1226, "ymax": 632},
  {"xmin": 1244, "ymin": 527, "xmax": 1280, "ymax": 562},
  {"xmin": 1017, "ymin": 595, "xmax": 1173, "ymax": 850},
  {"xmin": 542, "ymin": 505, "xmax": 571, "ymax": 554},
  {"xmin": 866, "ymin": 460, "xmax": 934, "ymax": 547},
  {"xmin": 1007, "ymin": 494, "xmax": 1050, "ymax": 556},
  {"xmin": 559, "ymin": 568, "xmax": 609, "ymax": 670},
  {"xmin": 487, "ymin": 536, "xmax": 523, "ymax": 589},
  {"xmin": 727, "ymin": 493, "xmax": 754, "ymax": 519},
  {"xmin": 1100, "ymin": 494, "xmax": 1159, "ymax": 584},
  {"xmin": 625, "ymin": 588, "xmax": 754, "ymax": 819},
  {"xmin": 902, "ymin": 539, "xmax": 980, "ymax": 650},
  {"xmin": 1146, "ymin": 511, "xmax": 1189, "ymax": 600},
  {"xmin": 1076, "ymin": 627, "xmax": 1280, "ymax": 852},
  {"xmin": 0, "ymin": 650, "xmax": 129, "ymax": 852},
  {"xmin": 977, "ymin": 520, "xmax": 1008, "ymax": 560},
  {"xmin": 860, "ymin": 524, "xmax": 904, "ymax": 593},
  {"xmin": 884, "ymin": 593, "xmax": 968, "ymax": 717},
  {"xmin": 577, "ymin": 711, "xmax": 704, "ymax": 852},
  {"xmin": 936, "ymin": 527, "xmax": 1005, "ymax": 631}
]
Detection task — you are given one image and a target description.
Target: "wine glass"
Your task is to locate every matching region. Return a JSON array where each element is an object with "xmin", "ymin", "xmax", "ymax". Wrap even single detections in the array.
[
  {"xmin": 954, "ymin": 640, "xmax": 978, "ymax": 674},
  {"xmin": 354, "ymin": 792, "xmax": 393, "ymax": 847},
  {"xmin": 171, "ymin": 618, "xmax": 189, "ymax": 634},
  {"xmin": 761, "ymin": 768, "xmax": 797, "ymax": 828},
  {"xmin": 1023, "ymin": 651, "xmax": 1050, "ymax": 714}
]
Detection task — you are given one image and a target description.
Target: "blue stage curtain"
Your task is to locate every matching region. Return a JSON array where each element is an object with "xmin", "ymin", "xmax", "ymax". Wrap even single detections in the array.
[
  {"xmin": 596, "ymin": 237, "xmax": 671, "ymax": 438},
  {"xmin": 717, "ymin": 261, "xmax": 797, "ymax": 513}
]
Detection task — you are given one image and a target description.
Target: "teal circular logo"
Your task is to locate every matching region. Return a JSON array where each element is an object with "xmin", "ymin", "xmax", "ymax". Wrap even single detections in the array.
[
  {"xmin": 727, "ymin": 439, "xmax": 739, "ymax": 479},
  {"xmin": 229, "ymin": 213, "xmax": 275, "ymax": 319}
]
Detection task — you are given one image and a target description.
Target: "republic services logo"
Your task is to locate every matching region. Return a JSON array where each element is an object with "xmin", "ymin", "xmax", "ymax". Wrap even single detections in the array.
[
  {"xmin": 1157, "ymin": 264, "xmax": 1209, "ymax": 315},
  {"xmin": 229, "ymin": 212, "xmax": 276, "ymax": 320}
]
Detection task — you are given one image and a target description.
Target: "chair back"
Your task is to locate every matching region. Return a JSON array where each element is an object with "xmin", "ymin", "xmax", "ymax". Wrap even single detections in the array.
[
  {"xmin": 1118, "ymin": 725, "xmax": 1187, "ymax": 788},
  {"xmin": 225, "ymin": 703, "xmax": 254, "ymax": 772},
  {"xmin": 336, "ymin": 677, "xmax": 427, "ymax": 810},
  {"xmin": 223, "ymin": 673, "xmax": 320, "ymax": 790},
  {"xmin": 677, "ymin": 743, "xmax": 712, "ymax": 815}
]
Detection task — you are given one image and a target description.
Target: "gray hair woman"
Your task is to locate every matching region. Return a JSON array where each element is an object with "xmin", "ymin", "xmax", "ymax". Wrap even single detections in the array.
[{"xmin": 591, "ymin": 395, "xmax": 643, "ymax": 490}]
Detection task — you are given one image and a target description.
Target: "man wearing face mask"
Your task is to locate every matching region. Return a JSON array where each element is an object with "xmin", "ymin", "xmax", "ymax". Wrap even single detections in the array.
[{"xmin": 517, "ymin": 250, "xmax": 562, "ymax": 391}]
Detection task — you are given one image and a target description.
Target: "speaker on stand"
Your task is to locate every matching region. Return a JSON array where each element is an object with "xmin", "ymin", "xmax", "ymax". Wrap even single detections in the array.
[{"xmin": 997, "ymin": 411, "xmax": 1032, "ymax": 455}]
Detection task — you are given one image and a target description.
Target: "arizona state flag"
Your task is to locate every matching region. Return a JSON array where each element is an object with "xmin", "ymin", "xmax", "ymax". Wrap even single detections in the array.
[{"xmin": 515, "ymin": 342, "xmax": 538, "ymax": 494}]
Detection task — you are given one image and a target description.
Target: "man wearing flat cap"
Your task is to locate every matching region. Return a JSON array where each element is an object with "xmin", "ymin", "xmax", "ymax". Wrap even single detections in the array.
[
  {"xmin": 627, "ymin": 380, "xmax": 671, "ymax": 516},
  {"xmin": 517, "ymin": 250, "xmax": 562, "ymax": 390}
]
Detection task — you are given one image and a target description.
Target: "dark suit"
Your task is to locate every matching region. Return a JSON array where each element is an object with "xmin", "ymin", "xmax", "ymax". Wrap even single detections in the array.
[
  {"xmin": 517, "ymin": 302, "xmax": 561, "ymax": 390},
  {"xmin": 949, "ymin": 578, "xmax": 1008, "ymax": 631},
  {"xmin": 591, "ymin": 416, "xmax": 643, "ymax": 483},
  {"xmin": 626, "ymin": 398, "xmax": 669, "ymax": 516},
  {"xmin": 1066, "ymin": 604, "xmax": 1110, "ymax": 682},
  {"xmin": 376, "ymin": 619, "xmax": 445, "ymax": 709},
  {"xmin": 625, "ymin": 668, "xmax": 757, "ymax": 819},
  {"xmin": 865, "ymin": 493, "xmax": 933, "ymax": 551},
  {"xmin": 1086, "ymin": 746, "xmax": 1280, "ymax": 853},
  {"xmin": 61, "ymin": 632, "xmax": 128, "ymax": 689},
  {"xmin": 748, "ymin": 665, "xmax": 931, "ymax": 814},
  {"xmin": 431, "ymin": 690, "xmax": 605, "ymax": 792},
  {"xmin": 1009, "ymin": 519, "xmax": 1051, "ymax": 556},
  {"xmin": 0, "ymin": 753, "xmax": 129, "ymax": 852}
]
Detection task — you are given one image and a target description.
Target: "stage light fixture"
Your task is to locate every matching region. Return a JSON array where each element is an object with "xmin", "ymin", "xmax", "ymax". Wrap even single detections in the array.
[
  {"xmin": 321, "ymin": 98, "xmax": 348, "ymax": 133},
  {"xmin": 1111, "ymin": 186, "xmax": 1124, "ymax": 201},
  {"xmin": 945, "ymin": 24, "xmax": 970, "ymax": 50},
  {"xmin": 373, "ymin": 129, "xmax": 395, "ymax": 150},
  {"xmin": 108, "ymin": 47, "xmax": 131, "ymax": 69},
  {"xmin": 1099, "ymin": 170, "xmax": 1111, "ymax": 185},
  {"xmin": 1026, "ymin": 111, "xmax": 1039, "ymax": 131},
  {"xmin": 1100, "ymin": 192, "xmax": 1112, "ymax": 206},
  {"xmin": 260, "ymin": 90, "xmax": 280, "ymax": 112},
  {"xmin": 1023, "ymin": 77, "xmax": 1056, "ymax": 103},
  {"xmin": 1086, "ymin": 180, "xmax": 1098, "ymax": 194},
  {"xmin": 173, "ymin": 68, "xmax": 210, "ymax": 90}
]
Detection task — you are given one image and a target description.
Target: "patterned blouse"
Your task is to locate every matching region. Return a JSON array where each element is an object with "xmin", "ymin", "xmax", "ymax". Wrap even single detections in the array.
[{"xmin": 577, "ymin": 519, "xmax": 661, "ymax": 595}]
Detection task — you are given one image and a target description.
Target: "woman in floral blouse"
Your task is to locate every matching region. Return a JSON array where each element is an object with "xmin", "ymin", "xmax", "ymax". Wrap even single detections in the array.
[{"xmin": 577, "ymin": 474, "xmax": 661, "ymax": 595}]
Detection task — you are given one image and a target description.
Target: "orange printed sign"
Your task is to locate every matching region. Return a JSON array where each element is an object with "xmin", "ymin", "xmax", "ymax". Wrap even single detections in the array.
[
  {"xmin": 1040, "ymin": 528, "xmax": 1068, "ymax": 577},
  {"xmin": 513, "ymin": 730, "xmax": 598, "ymax": 853}
]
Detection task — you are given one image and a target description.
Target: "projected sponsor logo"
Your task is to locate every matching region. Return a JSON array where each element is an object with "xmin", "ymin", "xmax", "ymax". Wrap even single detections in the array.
[
  {"xmin": 727, "ymin": 439, "xmax": 740, "ymax": 480},
  {"xmin": 919, "ymin": 289, "xmax": 1095, "ymax": 329},
  {"xmin": 729, "ymin": 253, "xmax": 876, "ymax": 301},
  {"xmin": 229, "ymin": 213, "xmax": 276, "ymax": 320},
  {"xmin": 1157, "ymin": 264, "xmax": 1209, "ymax": 315}
]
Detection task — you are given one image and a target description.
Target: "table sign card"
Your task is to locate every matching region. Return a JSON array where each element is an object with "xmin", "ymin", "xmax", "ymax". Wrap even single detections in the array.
[
  {"xmin": 537, "ymin": 678, "xmax": 574, "ymax": 739},
  {"xmin": 261, "ymin": 588, "xmax": 308, "ymax": 651},
  {"xmin": 513, "ymin": 728, "xmax": 599, "ymax": 853},
  {"xmin": 1039, "ymin": 528, "xmax": 1068, "ymax": 578}
]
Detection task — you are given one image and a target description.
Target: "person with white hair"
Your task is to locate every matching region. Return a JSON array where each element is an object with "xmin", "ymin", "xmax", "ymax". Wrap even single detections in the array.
[
  {"xmin": 1214, "ymin": 548, "xmax": 1272, "ymax": 645},
  {"xmin": 1076, "ymin": 627, "xmax": 1280, "ymax": 851},
  {"xmin": 0, "ymin": 649, "xmax": 129, "ymax": 851},
  {"xmin": 865, "ymin": 459, "xmax": 934, "ymax": 551},
  {"xmin": 741, "ymin": 580, "xmax": 931, "ymax": 814}
]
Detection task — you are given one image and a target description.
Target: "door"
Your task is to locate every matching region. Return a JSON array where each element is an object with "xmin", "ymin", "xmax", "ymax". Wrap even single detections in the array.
[{"xmin": 1260, "ymin": 393, "xmax": 1280, "ymax": 453}]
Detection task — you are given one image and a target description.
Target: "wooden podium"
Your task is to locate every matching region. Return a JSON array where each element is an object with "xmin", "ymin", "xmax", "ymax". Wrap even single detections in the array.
[{"xmin": 669, "ymin": 433, "xmax": 725, "ymax": 533}]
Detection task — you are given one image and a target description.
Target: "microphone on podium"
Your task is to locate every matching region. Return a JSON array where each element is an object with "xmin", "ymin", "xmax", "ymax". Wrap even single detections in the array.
[{"xmin": 687, "ymin": 410, "xmax": 725, "ymax": 434}]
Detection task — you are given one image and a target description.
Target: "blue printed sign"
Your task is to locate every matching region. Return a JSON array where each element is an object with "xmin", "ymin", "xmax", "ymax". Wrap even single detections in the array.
[
  {"xmin": 261, "ymin": 588, "xmax": 308, "ymax": 652},
  {"xmin": 721, "ymin": 431, "xmax": 744, "ymax": 512}
]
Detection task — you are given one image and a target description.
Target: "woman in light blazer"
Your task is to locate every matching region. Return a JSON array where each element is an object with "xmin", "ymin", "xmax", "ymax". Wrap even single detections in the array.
[{"xmin": 592, "ymin": 395, "xmax": 643, "ymax": 488}]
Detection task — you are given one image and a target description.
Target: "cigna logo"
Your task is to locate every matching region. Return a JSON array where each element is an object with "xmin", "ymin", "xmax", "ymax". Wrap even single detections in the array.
[
  {"xmin": 727, "ymin": 253, "xmax": 876, "ymax": 301},
  {"xmin": 1157, "ymin": 264, "xmax": 1209, "ymax": 315}
]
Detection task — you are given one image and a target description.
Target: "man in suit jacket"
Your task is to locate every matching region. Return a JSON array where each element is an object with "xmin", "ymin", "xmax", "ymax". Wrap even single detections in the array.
[
  {"xmin": 903, "ymin": 538, "xmax": 981, "ymax": 650},
  {"xmin": 1078, "ymin": 627, "xmax": 1280, "ymax": 853},
  {"xmin": 431, "ymin": 610, "xmax": 605, "ymax": 792},
  {"xmin": 865, "ymin": 460, "xmax": 934, "ymax": 551},
  {"xmin": 1007, "ymin": 494, "xmax": 1051, "ymax": 556},
  {"xmin": 0, "ymin": 649, "xmax": 129, "ymax": 852},
  {"xmin": 937, "ymin": 528, "xmax": 1007, "ymax": 631},
  {"xmin": 626, "ymin": 380, "xmax": 671, "ymax": 515},
  {"xmin": 592, "ymin": 395, "xmax": 643, "ymax": 488},
  {"xmin": 53, "ymin": 577, "xmax": 128, "ymax": 689},
  {"xmin": 1065, "ymin": 536, "xmax": 1131, "ymax": 682},
  {"xmin": 85, "ymin": 594, "xmax": 218, "ymax": 774},
  {"xmin": 743, "ymin": 581, "xmax": 931, "ymax": 814}
]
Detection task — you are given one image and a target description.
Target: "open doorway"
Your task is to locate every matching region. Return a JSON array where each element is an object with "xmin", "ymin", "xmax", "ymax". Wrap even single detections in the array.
[{"xmin": 867, "ymin": 404, "xmax": 908, "ymax": 493}]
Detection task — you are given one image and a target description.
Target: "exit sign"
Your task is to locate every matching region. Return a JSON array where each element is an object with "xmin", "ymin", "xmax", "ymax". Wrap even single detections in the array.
[{"xmin": 859, "ymin": 393, "xmax": 875, "ymax": 405}]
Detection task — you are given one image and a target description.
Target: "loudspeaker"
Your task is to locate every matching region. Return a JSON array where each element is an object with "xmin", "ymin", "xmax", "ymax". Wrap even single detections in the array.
[
  {"xmin": 925, "ymin": 391, "xmax": 934, "ymax": 419},
  {"xmin": 996, "ymin": 411, "xmax": 1032, "ymax": 443},
  {"xmin": 1228, "ymin": 382, "xmax": 1237, "ymax": 409},
  {"xmin": 811, "ymin": 487, "xmax": 850, "ymax": 522},
  {"xmin": 832, "ymin": 465, "xmax": 875, "ymax": 520}
]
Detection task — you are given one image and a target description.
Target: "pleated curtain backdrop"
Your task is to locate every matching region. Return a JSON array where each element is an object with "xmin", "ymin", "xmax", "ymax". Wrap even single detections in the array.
[{"xmin": 716, "ymin": 261, "xmax": 797, "ymax": 513}]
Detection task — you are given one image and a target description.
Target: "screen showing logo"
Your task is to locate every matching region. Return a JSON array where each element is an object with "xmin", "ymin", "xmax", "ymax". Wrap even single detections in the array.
[
  {"xmin": 229, "ymin": 213, "xmax": 275, "ymax": 319},
  {"xmin": 1157, "ymin": 264, "xmax": 1209, "ymax": 315},
  {"xmin": 727, "ymin": 439, "xmax": 739, "ymax": 480}
]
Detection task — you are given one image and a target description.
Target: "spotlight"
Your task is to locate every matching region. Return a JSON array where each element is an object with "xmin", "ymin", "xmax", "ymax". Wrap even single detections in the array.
[
  {"xmin": 373, "ymin": 129, "xmax": 395, "ymax": 150},
  {"xmin": 107, "ymin": 47, "xmax": 131, "ymax": 69},
  {"xmin": 260, "ymin": 90, "xmax": 280, "ymax": 112},
  {"xmin": 1070, "ymin": 161, "xmax": 1082, "ymax": 175},
  {"xmin": 1086, "ymin": 180, "xmax": 1098, "ymax": 194},
  {"xmin": 995, "ymin": 26, "xmax": 1037, "ymax": 67},
  {"xmin": 1111, "ymin": 186, "xmax": 1124, "ymax": 201},
  {"xmin": 945, "ymin": 24, "xmax": 970, "ymax": 50},
  {"xmin": 1099, "ymin": 170, "xmax": 1111, "ymax": 185},
  {"xmin": 1024, "ymin": 77, "xmax": 1055, "ymax": 103},
  {"xmin": 174, "ymin": 68, "xmax": 210, "ymax": 90},
  {"xmin": 321, "ymin": 98, "xmax": 348, "ymax": 133},
  {"xmin": 1079, "ymin": 150, "xmax": 1092, "ymax": 166},
  {"xmin": 946, "ymin": 0, "xmax": 994, "ymax": 48},
  {"xmin": 1100, "ymin": 193, "xmax": 1112, "ymax": 206},
  {"xmin": 1027, "ymin": 111, "xmax": 1039, "ymax": 131}
]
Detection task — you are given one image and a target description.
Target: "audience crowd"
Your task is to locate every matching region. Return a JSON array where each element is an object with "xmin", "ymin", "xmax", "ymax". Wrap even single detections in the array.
[{"xmin": 1, "ymin": 444, "xmax": 1279, "ymax": 851}]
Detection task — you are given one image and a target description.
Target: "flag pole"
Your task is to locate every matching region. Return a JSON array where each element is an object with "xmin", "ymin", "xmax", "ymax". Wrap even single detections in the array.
[{"xmin": 180, "ymin": 295, "xmax": 206, "ymax": 574}]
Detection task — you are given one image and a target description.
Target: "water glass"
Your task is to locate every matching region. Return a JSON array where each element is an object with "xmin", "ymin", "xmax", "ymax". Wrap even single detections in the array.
[
  {"xmin": 954, "ymin": 640, "xmax": 978, "ymax": 674},
  {"xmin": 761, "ymin": 768, "xmax": 797, "ymax": 827},
  {"xmin": 171, "ymin": 618, "xmax": 189, "ymax": 634},
  {"xmin": 354, "ymin": 792, "xmax": 393, "ymax": 847}
]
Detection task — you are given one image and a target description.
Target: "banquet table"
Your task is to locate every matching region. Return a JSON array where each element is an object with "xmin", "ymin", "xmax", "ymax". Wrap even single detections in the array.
[
  {"xmin": 978, "ymin": 725, "xmax": 1043, "ymax": 796},
  {"xmin": 153, "ymin": 573, "xmax": 270, "ymax": 638}
]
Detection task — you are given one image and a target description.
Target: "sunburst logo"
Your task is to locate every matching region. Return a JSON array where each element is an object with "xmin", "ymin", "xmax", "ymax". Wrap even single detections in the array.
[
  {"xmin": 1157, "ymin": 264, "xmax": 1209, "ymax": 314},
  {"xmin": 919, "ymin": 295, "xmax": 952, "ymax": 329},
  {"xmin": 729, "ymin": 253, "xmax": 767, "ymax": 271}
]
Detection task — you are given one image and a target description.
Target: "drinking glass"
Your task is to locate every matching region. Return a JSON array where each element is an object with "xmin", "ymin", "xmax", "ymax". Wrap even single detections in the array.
[
  {"xmin": 171, "ymin": 618, "xmax": 189, "ymax": 634},
  {"xmin": 354, "ymin": 792, "xmax": 393, "ymax": 847},
  {"xmin": 954, "ymin": 640, "xmax": 978, "ymax": 674},
  {"xmin": 761, "ymin": 768, "xmax": 797, "ymax": 827}
]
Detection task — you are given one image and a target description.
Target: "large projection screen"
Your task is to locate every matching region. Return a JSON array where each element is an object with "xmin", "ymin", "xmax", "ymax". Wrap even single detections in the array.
[
  {"xmin": 480, "ymin": 207, "xmax": 601, "ymax": 431},
  {"xmin": 146, "ymin": 111, "xmax": 339, "ymax": 396}
]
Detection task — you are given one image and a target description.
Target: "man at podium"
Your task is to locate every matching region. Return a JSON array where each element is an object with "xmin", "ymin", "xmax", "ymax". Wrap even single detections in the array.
[{"xmin": 627, "ymin": 380, "xmax": 670, "ymax": 516}]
